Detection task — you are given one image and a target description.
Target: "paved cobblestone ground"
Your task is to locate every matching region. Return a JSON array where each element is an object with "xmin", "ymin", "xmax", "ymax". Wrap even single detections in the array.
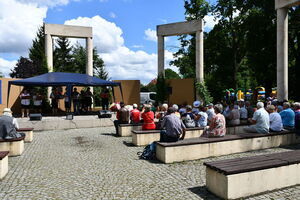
[{"xmin": 1, "ymin": 127, "xmax": 300, "ymax": 200}]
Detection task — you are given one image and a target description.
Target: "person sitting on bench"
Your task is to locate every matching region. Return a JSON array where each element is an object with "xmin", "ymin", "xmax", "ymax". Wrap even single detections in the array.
[
  {"xmin": 141, "ymin": 104, "xmax": 156, "ymax": 130},
  {"xmin": 266, "ymin": 105, "xmax": 283, "ymax": 132},
  {"xmin": 294, "ymin": 102, "xmax": 300, "ymax": 135},
  {"xmin": 0, "ymin": 108, "xmax": 24, "ymax": 139},
  {"xmin": 244, "ymin": 102, "xmax": 270, "ymax": 134},
  {"xmin": 114, "ymin": 102, "xmax": 130, "ymax": 135},
  {"xmin": 205, "ymin": 104, "xmax": 226, "ymax": 137},
  {"xmin": 160, "ymin": 107, "xmax": 186, "ymax": 142}
]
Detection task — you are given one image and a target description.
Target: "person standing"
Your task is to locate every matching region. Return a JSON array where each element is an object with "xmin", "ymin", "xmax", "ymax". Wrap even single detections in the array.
[
  {"xmin": 20, "ymin": 89, "xmax": 31, "ymax": 118},
  {"xmin": 100, "ymin": 88, "xmax": 110, "ymax": 110},
  {"xmin": 50, "ymin": 88, "xmax": 59, "ymax": 115},
  {"xmin": 64, "ymin": 88, "xmax": 71, "ymax": 113},
  {"xmin": 32, "ymin": 91, "xmax": 43, "ymax": 113},
  {"xmin": 71, "ymin": 88, "xmax": 80, "ymax": 115},
  {"xmin": 85, "ymin": 87, "xmax": 93, "ymax": 112}
]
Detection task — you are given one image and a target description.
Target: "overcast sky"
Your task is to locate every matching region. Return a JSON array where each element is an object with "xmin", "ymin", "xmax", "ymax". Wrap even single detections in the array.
[{"xmin": 0, "ymin": 0, "xmax": 218, "ymax": 83}]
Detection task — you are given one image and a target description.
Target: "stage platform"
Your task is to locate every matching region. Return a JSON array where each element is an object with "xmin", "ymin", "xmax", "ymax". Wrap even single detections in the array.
[{"xmin": 17, "ymin": 114, "xmax": 116, "ymax": 131}]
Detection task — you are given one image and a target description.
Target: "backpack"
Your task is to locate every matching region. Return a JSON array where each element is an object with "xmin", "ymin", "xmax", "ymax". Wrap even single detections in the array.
[{"xmin": 137, "ymin": 142, "xmax": 156, "ymax": 160}]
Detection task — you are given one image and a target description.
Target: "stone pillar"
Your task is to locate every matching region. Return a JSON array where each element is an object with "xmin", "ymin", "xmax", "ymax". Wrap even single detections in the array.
[
  {"xmin": 277, "ymin": 8, "xmax": 288, "ymax": 101},
  {"xmin": 196, "ymin": 28, "xmax": 204, "ymax": 83},
  {"xmin": 157, "ymin": 35, "xmax": 165, "ymax": 77},
  {"xmin": 45, "ymin": 34, "xmax": 53, "ymax": 101},
  {"xmin": 45, "ymin": 34, "xmax": 53, "ymax": 72},
  {"xmin": 86, "ymin": 37, "xmax": 93, "ymax": 76}
]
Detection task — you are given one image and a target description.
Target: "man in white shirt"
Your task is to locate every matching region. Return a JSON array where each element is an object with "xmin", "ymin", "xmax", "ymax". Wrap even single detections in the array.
[
  {"xmin": 244, "ymin": 102, "xmax": 270, "ymax": 134},
  {"xmin": 266, "ymin": 105, "xmax": 283, "ymax": 132}
]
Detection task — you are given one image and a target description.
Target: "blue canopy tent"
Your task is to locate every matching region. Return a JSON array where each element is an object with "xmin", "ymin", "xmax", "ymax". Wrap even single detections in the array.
[{"xmin": 7, "ymin": 72, "xmax": 123, "ymax": 108}]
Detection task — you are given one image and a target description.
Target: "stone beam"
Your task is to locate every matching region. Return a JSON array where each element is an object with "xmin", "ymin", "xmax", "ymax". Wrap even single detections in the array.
[
  {"xmin": 157, "ymin": 20, "xmax": 203, "ymax": 36},
  {"xmin": 275, "ymin": 0, "xmax": 300, "ymax": 9},
  {"xmin": 44, "ymin": 23, "xmax": 92, "ymax": 38}
]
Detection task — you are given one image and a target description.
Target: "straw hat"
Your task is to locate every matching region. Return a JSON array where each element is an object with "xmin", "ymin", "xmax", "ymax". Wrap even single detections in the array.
[{"xmin": 3, "ymin": 108, "xmax": 12, "ymax": 117}]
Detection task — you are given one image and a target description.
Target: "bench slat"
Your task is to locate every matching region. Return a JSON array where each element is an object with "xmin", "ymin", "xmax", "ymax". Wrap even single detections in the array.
[
  {"xmin": 205, "ymin": 150, "xmax": 300, "ymax": 175},
  {"xmin": 0, "ymin": 151, "xmax": 9, "ymax": 160},
  {"xmin": 17, "ymin": 128, "xmax": 34, "ymax": 131}
]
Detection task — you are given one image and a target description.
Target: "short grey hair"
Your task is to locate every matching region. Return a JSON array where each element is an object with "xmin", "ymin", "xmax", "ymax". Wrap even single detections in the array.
[
  {"xmin": 294, "ymin": 102, "xmax": 300, "ymax": 110},
  {"xmin": 162, "ymin": 103, "xmax": 168, "ymax": 110},
  {"xmin": 283, "ymin": 102, "xmax": 290, "ymax": 108},
  {"xmin": 144, "ymin": 104, "xmax": 151, "ymax": 112},
  {"xmin": 214, "ymin": 104, "xmax": 223, "ymax": 113},
  {"xmin": 257, "ymin": 102, "xmax": 264, "ymax": 109}
]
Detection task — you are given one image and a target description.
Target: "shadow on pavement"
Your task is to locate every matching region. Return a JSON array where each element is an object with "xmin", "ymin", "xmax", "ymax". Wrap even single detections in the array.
[{"xmin": 188, "ymin": 186, "xmax": 221, "ymax": 200}]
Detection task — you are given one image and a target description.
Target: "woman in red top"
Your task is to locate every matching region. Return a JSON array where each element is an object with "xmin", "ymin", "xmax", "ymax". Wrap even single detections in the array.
[{"xmin": 141, "ymin": 105, "xmax": 156, "ymax": 130}]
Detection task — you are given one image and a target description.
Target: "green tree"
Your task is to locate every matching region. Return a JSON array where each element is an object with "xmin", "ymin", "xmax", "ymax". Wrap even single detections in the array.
[
  {"xmin": 156, "ymin": 75, "xmax": 168, "ymax": 104},
  {"xmin": 11, "ymin": 26, "xmax": 48, "ymax": 78},
  {"xmin": 53, "ymin": 37, "xmax": 73, "ymax": 72},
  {"xmin": 165, "ymin": 68, "xmax": 181, "ymax": 79},
  {"xmin": 170, "ymin": 0, "xmax": 210, "ymax": 78}
]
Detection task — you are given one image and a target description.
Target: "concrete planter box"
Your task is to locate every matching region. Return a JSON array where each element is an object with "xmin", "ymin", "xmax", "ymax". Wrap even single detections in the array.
[
  {"xmin": 132, "ymin": 128, "xmax": 204, "ymax": 146},
  {"xmin": 0, "ymin": 137, "xmax": 25, "ymax": 157},
  {"xmin": 0, "ymin": 151, "xmax": 9, "ymax": 180},
  {"xmin": 156, "ymin": 131, "xmax": 299, "ymax": 164}
]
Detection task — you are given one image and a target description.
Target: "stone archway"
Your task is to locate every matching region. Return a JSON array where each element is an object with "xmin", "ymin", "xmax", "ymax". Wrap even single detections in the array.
[
  {"xmin": 276, "ymin": 0, "xmax": 300, "ymax": 101},
  {"xmin": 156, "ymin": 20, "xmax": 204, "ymax": 83},
  {"xmin": 44, "ymin": 23, "xmax": 93, "ymax": 76}
]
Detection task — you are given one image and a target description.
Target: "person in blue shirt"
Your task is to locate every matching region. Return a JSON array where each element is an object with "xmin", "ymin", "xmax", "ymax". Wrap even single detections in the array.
[
  {"xmin": 294, "ymin": 102, "xmax": 300, "ymax": 135},
  {"xmin": 279, "ymin": 102, "xmax": 295, "ymax": 130}
]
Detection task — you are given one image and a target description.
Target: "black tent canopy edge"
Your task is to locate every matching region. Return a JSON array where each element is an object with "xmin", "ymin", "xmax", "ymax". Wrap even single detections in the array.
[{"xmin": 7, "ymin": 72, "xmax": 124, "ymax": 107}]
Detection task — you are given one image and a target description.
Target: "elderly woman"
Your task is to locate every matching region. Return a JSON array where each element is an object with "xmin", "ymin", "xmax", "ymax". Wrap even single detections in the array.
[
  {"xmin": 141, "ymin": 104, "xmax": 156, "ymax": 130},
  {"xmin": 205, "ymin": 104, "xmax": 226, "ymax": 137}
]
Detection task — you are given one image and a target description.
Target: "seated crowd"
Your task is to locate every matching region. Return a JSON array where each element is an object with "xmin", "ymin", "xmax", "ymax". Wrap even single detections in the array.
[{"xmin": 114, "ymin": 100, "xmax": 300, "ymax": 140}]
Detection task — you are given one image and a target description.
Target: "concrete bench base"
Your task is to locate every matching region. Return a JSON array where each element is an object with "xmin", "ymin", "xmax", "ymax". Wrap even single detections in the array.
[
  {"xmin": 119, "ymin": 124, "xmax": 142, "ymax": 137},
  {"xmin": 17, "ymin": 128, "xmax": 34, "ymax": 142},
  {"xmin": 156, "ymin": 131, "xmax": 299, "ymax": 163},
  {"xmin": 0, "ymin": 151, "xmax": 9, "ymax": 180},
  {"xmin": 205, "ymin": 150, "xmax": 300, "ymax": 199},
  {"xmin": 132, "ymin": 128, "xmax": 204, "ymax": 146},
  {"xmin": 0, "ymin": 138, "xmax": 25, "ymax": 157}
]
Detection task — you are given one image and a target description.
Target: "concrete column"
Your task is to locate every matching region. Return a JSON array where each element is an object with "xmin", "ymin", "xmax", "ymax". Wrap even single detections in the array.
[
  {"xmin": 86, "ymin": 37, "xmax": 93, "ymax": 76},
  {"xmin": 157, "ymin": 35, "xmax": 165, "ymax": 77},
  {"xmin": 196, "ymin": 29, "xmax": 204, "ymax": 83},
  {"xmin": 277, "ymin": 8, "xmax": 288, "ymax": 101},
  {"xmin": 45, "ymin": 34, "xmax": 53, "ymax": 72},
  {"xmin": 45, "ymin": 34, "xmax": 53, "ymax": 102}
]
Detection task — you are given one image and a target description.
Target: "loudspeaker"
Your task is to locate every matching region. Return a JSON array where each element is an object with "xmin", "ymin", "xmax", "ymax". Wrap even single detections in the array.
[
  {"xmin": 98, "ymin": 110, "xmax": 112, "ymax": 118},
  {"xmin": 66, "ymin": 113, "xmax": 74, "ymax": 120},
  {"xmin": 29, "ymin": 113, "xmax": 42, "ymax": 121}
]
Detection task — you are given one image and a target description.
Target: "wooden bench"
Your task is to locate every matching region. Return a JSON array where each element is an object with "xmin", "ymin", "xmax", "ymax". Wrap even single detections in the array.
[
  {"xmin": 156, "ymin": 130, "xmax": 299, "ymax": 163},
  {"xmin": 204, "ymin": 150, "xmax": 300, "ymax": 199},
  {"xmin": 0, "ymin": 151, "xmax": 9, "ymax": 179},
  {"xmin": 118, "ymin": 124, "xmax": 142, "ymax": 137},
  {"xmin": 0, "ymin": 136, "xmax": 25, "ymax": 156},
  {"xmin": 132, "ymin": 127, "xmax": 204, "ymax": 146},
  {"xmin": 17, "ymin": 128, "xmax": 34, "ymax": 142}
]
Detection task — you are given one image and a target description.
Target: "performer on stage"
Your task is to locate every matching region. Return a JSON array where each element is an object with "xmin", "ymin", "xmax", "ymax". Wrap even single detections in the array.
[{"xmin": 20, "ymin": 89, "xmax": 31, "ymax": 118}]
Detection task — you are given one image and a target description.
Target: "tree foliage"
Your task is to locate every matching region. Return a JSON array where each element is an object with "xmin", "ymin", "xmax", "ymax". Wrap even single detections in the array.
[
  {"xmin": 11, "ymin": 26, "xmax": 48, "ymax": 78},
  {"xmin": 172, "ymin": 0, "xmax": 299, "ymax": 101},
  {"xmin": 53, "ymin": 37, "xmax": 73, "ymax": 72}
]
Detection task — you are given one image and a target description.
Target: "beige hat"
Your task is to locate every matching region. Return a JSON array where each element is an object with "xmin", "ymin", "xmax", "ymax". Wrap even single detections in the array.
[
  {"xmin": 3, "ymin": 108, "xmax": 12, "ymax": 113},
  {"xmin": 3, "ymin": 108, "xmax": 12, "ymax": 117}
]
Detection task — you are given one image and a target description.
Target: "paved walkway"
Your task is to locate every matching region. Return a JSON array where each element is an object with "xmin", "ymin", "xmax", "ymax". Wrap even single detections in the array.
[{"xmin": 1, "ymin": 127, "xmax": 300, "ymax": 200}]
